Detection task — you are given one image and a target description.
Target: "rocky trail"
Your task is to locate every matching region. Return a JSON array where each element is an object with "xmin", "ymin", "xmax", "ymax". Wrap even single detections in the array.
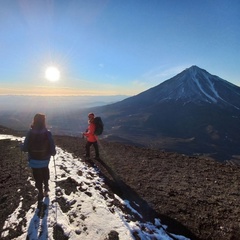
[{"xmin": 0, "ymin": 126, "xmax": 240, "ymax": 239}]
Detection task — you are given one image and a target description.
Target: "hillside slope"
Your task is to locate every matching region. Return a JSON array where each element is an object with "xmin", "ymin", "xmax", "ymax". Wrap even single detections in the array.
[
  {"xmin": 55, "ymin": 135, "xmax": 240, "ymax": 240},
  {"xmin": 88, "ymin": 66, "xmax": 240, "ymax": 161},
  {"xmin": 0, "ymin": 126, "xmax": 240, "ymax": 240}
]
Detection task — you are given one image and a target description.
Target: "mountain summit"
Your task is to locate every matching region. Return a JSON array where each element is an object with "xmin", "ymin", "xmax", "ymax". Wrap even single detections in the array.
[{"xmin": 133, "ymin": 65, "xmax": 240, "ymax": 108}]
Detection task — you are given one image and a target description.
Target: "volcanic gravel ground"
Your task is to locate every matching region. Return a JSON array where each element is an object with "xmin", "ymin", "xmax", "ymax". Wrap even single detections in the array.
[{"xmin": 0, "ymin": 126, "xmax": 240, "ymax": 240}]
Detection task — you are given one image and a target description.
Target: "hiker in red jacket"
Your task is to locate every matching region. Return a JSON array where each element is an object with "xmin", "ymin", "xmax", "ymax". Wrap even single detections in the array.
[{"xmin": 83, "ymin": 113, "xmax": 100, "ymax": 160}]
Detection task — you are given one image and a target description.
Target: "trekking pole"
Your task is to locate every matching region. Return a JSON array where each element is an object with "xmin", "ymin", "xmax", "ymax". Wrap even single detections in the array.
[
  {"xmin": 20, "ymin": 150, "xmax": 22, "ymax": 180},
  {"xmin": 52, "ymin": 155, "xmax": 58, "ymax": 237},
  {"xmin": 53, "ymin": 155, "xmax": 57, "ymax": 180}
]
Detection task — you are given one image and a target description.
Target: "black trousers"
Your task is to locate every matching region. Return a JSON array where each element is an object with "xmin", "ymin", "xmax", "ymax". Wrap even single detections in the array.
[
  {"xmin": 32, "ymin": 167, "xmax": 50, "ymax": 200},
  {"xmin": 85, "ymin": 141, "xmax": 99, "ymax": 158}
]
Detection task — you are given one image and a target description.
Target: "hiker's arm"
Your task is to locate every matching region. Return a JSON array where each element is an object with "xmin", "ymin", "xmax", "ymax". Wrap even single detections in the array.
[
  {"xmin": 83, "ymin": 127, "xmax": 90, "ymax": 137},
  {"xmin": 83, "ymin": 124, "xmax": 95, "ymax": 136},
  {"xmin": 48, "ymin": 131, "xmax": 56, "ymax": 156}
]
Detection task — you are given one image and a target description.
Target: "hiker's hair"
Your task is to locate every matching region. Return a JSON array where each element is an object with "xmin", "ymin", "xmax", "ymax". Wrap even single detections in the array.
[{"xmin": 31, "ymin": 113, "xmax": 46, "ymax": 130}]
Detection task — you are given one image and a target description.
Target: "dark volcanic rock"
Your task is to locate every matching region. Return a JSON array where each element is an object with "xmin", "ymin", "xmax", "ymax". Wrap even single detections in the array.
[
  {"xmin": 0, "ymin": 126, "xmax": 240, "ymax": 240},
  {"xmin": 54, "ymin": 135, "xmax": 240, "ymax": 240}
]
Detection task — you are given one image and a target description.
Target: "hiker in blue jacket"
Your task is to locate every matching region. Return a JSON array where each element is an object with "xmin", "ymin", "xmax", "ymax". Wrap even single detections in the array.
[{"xmin": 21, "ymin": 113, "xmax": 56, "ymax": 204}]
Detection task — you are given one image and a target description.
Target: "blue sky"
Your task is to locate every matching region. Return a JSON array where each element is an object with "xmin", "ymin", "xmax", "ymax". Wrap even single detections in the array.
[{"xmin": 0, "ymin": 0, "xmax": 239, "ymax": 96}]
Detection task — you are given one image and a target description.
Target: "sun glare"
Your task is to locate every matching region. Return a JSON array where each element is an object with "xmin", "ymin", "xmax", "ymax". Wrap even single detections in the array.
[{"xmin": 45, "ymin": 66, "xmax": 60, "ymax": 82}]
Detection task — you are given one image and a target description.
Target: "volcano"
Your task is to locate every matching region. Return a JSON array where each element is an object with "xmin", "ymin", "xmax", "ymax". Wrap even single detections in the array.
[{"xmin": 95, "ymin": 66, "xmax": 240, "ymax": 161}]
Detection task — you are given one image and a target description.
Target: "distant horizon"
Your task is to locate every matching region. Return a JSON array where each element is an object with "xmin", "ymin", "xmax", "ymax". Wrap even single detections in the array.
[
  {"xmin": 1, "ymin": 64, "xmax": 240, "ymax": 97},
  {"xmin": 0, "ymin": 94, "xmax": 129, "ymax": 113},
  {"xmin": 0, "ymin": 93, "xmax": 131, "ymax": 97}
]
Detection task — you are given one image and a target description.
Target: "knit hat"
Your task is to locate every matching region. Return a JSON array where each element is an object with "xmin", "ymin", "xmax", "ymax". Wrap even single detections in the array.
[{"xmin": 88, "ymin": 113, "xmax": 94, "ymax": 118}]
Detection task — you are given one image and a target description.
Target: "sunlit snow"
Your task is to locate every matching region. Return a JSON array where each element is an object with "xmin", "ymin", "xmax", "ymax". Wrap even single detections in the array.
[{"xmin": 0, "ymin": 135, "xmax": 189, "ymax": 240}]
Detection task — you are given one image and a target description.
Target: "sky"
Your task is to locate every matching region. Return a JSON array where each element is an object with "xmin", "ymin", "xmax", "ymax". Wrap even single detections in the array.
[
  {"xmin": 0, "ymin": 0, "xmax": 239, "ymax": 96},
  {"xmin": 1, "ymin": 134, "xmax": 189, "ymax": 240}
]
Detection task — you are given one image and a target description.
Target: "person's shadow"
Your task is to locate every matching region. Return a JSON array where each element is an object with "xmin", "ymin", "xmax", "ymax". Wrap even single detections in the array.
[
  {"xmin": 26, "ymin": 197, "xmax": 49, "ymax": 240},
  {"xmin": 87, "ymin": 156, "xmax": 198, "ymax": 240}
]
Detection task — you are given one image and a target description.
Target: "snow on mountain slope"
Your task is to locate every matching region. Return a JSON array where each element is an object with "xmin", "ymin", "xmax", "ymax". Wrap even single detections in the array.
[
  {"xmin": 132, "ymin": 66, "xmax": 240, "ymax": 108},
  {"xmin": 0, "ymin": 135, "xmax": 189, "ymax": 240}
]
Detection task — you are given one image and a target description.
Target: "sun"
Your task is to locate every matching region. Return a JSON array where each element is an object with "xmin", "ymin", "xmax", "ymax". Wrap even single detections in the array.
[{"xmin": 45, "ymin": 66, "xmax": 60, "ymax": 82}]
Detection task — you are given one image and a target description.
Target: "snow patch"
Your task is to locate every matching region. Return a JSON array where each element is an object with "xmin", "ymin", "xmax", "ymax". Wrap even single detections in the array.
[
  {"xmin": 0, "ymin": 134, "xmax": 190, "ymax": 240},
  {"xmin": 191, "ymin": 71, "xmax": 217, "ymax": 103}
]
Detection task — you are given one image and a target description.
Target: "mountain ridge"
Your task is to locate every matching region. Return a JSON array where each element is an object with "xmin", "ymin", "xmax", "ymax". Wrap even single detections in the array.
[
  {"xmin": 112, "ymin": 65, "xmax": 240, "ymax": 108},
  {"xmin": 89, "ymin": 66, "xmax": 240, "ymax": 161}
]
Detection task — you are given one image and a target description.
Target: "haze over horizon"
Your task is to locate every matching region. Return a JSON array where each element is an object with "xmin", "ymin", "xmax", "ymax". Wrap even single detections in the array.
[{"xmin": 0, "ymin": 0, "xmax": 239, "ymax": 96}]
